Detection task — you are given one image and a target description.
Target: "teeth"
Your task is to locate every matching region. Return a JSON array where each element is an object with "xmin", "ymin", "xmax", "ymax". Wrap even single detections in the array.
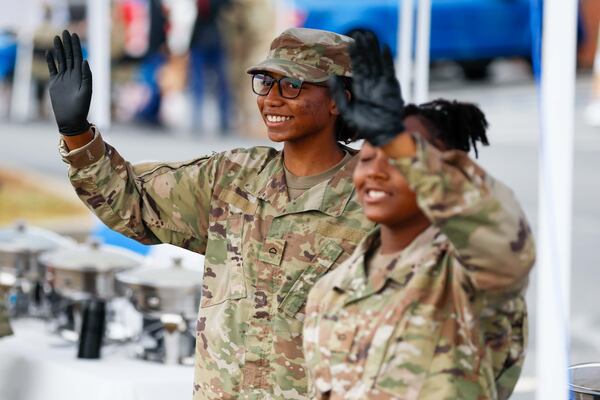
[
  {"xmin": 367, "ymin": 190, "xmax": 387, "ymax": 199},
  {"xmin": 266, "ymin": 115, "xmax": 292, "ymax": 123}
]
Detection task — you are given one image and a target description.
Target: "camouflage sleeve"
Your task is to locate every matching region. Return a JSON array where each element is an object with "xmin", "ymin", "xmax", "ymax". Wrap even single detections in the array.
[
  {"xmin": 59, "ymin": 128, "xmax": 221, "ymax": 253},
  {"xmin": 391, "ymin": 134, "xmax": 536, "ymax": 292}
]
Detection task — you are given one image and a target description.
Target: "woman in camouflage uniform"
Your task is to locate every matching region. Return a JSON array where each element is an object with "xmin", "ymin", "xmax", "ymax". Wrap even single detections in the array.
[
  {"xmin": 46, "ymin": 28, "xmax": 376, "ymax": 400},
  {"xmin": 303, "ymin": 34, "xmax": 536, "ymax": 400}
]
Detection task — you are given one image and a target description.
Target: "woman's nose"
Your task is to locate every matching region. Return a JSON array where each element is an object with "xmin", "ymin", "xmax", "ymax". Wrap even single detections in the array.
[
  {"xmin": 264, "ymin": 82, "xmax": 284, "ymax": 105},
  {"xmin": 366, "ymin": 151, "xmax": 391, "ymax": 179}
]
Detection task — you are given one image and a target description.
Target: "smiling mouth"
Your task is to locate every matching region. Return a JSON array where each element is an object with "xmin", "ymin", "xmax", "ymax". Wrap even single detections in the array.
[
  {"xmin": 265, "ymin": 114, "xmax": 293, "ymax": 124},
  {"xmin": 364, "ymin": 189, "xmax": 391, "ymax": 201}
]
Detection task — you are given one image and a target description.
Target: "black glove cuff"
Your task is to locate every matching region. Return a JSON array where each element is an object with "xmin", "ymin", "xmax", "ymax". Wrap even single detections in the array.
[{"xmin": 59, "ymin": 121, "xmax": 91, "ymax": 136}]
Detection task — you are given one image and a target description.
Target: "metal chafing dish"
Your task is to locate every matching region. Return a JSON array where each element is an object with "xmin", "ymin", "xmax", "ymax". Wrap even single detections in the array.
[
  {"xmin": 0, "ymin": 222, "xmax": 76, "ymax": 279},
  {"xmin": 39, "ymin": 239, "xmax": 144, "ymax": 301},
  {"xmin": 0, "ymin": 222, "xmax": 76, "ymax": 316},
  {"xmin": 117, "ymin": 256, "xmax": 203, "ymax": 365},
  {"xmin": 0, "ymin": 270, "xmax": 15, "ymax": 292},
  {"xmin": 570, "ymin": 363, "xmax": 600, "ymax": 399},
  {"xmin": 0, "ymin": 269, "xmax": 15, "ymax": 310},
  {"xmin": 117, "ymin": 257, "xmax": 203, "ymax": 319},
  {"xmin": 38, "ymin": 240, "xmax": 145, "ymax": 352}
]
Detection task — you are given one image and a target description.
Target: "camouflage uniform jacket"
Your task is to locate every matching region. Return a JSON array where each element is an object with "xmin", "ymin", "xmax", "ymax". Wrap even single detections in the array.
[
  {"xmin": 0, "ymin": 299, "xmax": 12, "ymax": 338},
  {"xmin": 59, "ymin": 129, "xmax": 375, "ymax": 399},
  {"xmin": 303, "ymin": 135, "xmax": 536, "ymax": 400}
]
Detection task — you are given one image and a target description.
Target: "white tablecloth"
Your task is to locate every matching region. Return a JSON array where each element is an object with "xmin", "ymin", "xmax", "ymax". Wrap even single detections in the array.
[{"xmin": 0, "ymin": 319, "xmax": 194, "ymax": 400}]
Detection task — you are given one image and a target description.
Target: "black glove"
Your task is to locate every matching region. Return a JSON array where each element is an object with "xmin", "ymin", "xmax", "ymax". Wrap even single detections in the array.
[
  {"xmin": 329, "ymin": 31, "xmax": 405, "ymax": 147},
  {"xmin": 46, "ymin": 30, "xmax": 92, "ymax": 136}
]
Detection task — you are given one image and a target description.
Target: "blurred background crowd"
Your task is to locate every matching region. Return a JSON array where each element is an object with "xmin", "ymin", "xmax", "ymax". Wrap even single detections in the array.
[
  {"xmin": 0, "ymin": 0, "xmax": 280, "ymax": 137},
  {"xmin": 0, "ymin": 0, "xmax": 598, "ymax": 138}
]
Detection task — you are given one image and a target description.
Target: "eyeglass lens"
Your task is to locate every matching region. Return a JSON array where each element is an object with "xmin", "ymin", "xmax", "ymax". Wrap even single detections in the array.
[{"xmin": 252, "ymin": 74, "xmax": 303, "ymax": 99}]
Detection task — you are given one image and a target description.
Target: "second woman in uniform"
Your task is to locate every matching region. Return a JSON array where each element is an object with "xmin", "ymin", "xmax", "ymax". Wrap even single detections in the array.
[{"xmin": 303, "ymin": 33, "xmax": 536, "ymax": 400}]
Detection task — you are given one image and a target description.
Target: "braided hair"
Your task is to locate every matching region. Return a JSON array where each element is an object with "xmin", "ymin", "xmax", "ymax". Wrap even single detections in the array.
[{"xmin": 403, "ymin": 99, "xmax": 490, "ymax": 158}]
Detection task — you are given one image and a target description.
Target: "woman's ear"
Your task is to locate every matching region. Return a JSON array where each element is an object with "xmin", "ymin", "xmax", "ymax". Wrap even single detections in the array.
[{"xmin": 331, "ymin": 89, "xmax": 352, "ymax": 116}]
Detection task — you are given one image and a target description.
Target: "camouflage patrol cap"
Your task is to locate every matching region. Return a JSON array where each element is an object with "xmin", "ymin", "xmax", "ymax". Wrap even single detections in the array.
[{"xmin": 246, "ymin": 28, "xmax": 354, "ymax": 83}]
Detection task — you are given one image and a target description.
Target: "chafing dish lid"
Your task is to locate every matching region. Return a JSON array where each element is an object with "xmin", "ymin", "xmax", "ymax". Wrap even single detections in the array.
[
  {"xmin": 0, "ymin": 270, "xmax": 16, "ymax": 286},
  {"xmin": 39, "ymin": 240, "xmax": 143, "ymax": 272},
  {"xmin": 117, "ymin": 258, "xmax": 202, "ymax": 289},
  {"xmin": 570, "ymin": 363, "xmax": 600, "ymax": 394},
  {"xmin": 0, "ymin": 222, "xmax": 75, "ymax": 253}
]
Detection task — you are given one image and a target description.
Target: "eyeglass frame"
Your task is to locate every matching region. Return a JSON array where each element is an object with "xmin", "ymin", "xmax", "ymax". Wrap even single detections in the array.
[{"xmin": 251, "ymin": 72, "xmax": 329, "ymax": 99}]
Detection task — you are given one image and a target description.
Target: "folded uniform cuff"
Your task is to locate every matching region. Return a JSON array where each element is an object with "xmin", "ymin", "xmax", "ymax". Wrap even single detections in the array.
[{"xmin": 58, "ymin": 126, "xmax": 106, "ymax": 169}]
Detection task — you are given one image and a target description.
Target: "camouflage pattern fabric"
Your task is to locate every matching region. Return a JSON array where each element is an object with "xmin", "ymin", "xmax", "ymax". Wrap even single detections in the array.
[
  {"xmin": 0, "ymin": 297, "xmax": 12, "ymax": 338},
  {"xmin": 246, "ymin": 28, "xmax": 354, "ymax": 83},
  {"xmin": 59, "ymin": 129, "xmax": 375, "ymax": 399},
  {"xmin": 303, "ymin": 134, "xmax": 536, "ymax": 400}
]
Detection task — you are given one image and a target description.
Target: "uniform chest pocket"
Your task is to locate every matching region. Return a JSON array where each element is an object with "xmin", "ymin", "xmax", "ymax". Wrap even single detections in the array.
[
  {"xmin": 201, "ymin": 189, "xmax": 256, "ymax": 308},
  {"xmin": 278, "ymin": 240, "xmax": 343, "ymax": 320}
]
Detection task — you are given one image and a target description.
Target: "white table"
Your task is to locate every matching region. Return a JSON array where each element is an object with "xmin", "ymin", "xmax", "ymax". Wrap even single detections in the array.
[{"xmin": 0, "ymin": 319, "xmax": 194, "ymax": 400}]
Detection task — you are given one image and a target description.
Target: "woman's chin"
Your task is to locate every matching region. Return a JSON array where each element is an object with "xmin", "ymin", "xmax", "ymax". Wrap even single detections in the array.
[
  {"xmin": 267, "ymin": 133, "xmax": 286, "ymax": 142},
  {"xmin": 266, "ymin": 129, "xmax": 289, "ymax": 142},
  {"xmin": 363, "ymin": 208, "xmax": 393, "ymax": 225}
]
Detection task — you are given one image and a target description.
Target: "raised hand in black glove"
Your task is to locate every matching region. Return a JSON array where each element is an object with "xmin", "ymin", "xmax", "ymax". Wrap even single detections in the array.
[
  {"xmin": 46, "ymin": 30, "xmax": 92, "ymax": 136},
  {"xmin": 329, "ymin": 31, "xmax": 405, "ymax": 147}
]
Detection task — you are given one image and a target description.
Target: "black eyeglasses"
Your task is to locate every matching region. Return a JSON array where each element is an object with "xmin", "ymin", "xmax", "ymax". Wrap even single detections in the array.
[{"xmin": 251, "ymin": 73, "xmax": 327, "ymax": 99}]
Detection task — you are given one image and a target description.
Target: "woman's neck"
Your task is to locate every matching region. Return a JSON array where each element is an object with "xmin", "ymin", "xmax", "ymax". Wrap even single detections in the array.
[
  {"xmin": 379, "ymin": 212, "xmax": 432, "ymax": 255},
  {"xmin": 283, "ymin": 136, "xmax": 345, "ymax": 176}
]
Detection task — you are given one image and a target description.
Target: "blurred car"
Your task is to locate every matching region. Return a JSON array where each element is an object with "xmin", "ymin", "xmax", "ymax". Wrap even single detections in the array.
[{"xmin": 291, "ymin": 0, "xmax": 537, "ymax": 79}]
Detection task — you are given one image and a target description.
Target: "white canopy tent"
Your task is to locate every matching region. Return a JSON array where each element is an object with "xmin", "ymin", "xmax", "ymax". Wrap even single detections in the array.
[
  {"xmin": 396, "ymin": 0, "xmax": 430, "ymax": 104},
  {"xmin": 537, "ymin": 0, "xmax": 577, "ymax": 398},
  {"xmin": 86, "ymin": 0, "xmax": 111, "ymax": 130},
  {"xmin": 7, "ymin": 0, "xmax": 45, "ymax": 122},
  {"xmin": 5, "ymin": 0, "xmax": 70, "ymax": 122}
]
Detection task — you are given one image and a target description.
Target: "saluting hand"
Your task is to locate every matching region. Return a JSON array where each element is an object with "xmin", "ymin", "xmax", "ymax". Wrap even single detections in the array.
[
  {"xmin": 329, "ymin": 31, "xmax": 405, "ymax": 147},
  {"xmin": 46, "ymin": 30, "xmax": 92, "ymax": 136}
]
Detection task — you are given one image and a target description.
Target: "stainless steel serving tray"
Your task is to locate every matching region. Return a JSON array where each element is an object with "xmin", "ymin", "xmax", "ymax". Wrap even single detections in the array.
[
  {"xmin": 39, "ymin": 241, "xmax": 144, "ymax": 300},
  {"xmin": 117, "ymin": 258, "xmax": 203, "ymax": 319}
]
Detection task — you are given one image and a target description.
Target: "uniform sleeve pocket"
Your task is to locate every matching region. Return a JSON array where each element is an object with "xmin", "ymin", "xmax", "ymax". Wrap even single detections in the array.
[
  {"xmin": 278, "ymin": 240, "xmax": 343, "ymax": 320},
  {"xmin": 200, "ymin": 188, "xmax": 257, "ymax": 308},
  {"xmin": 201, "ymin": 213, "xmax": 248, "ymax": 308}
]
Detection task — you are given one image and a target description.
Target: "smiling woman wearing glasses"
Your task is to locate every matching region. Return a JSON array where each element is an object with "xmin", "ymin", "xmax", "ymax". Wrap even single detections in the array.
[{"xmin": 48, "ymin": 27, "xmax": 373, "ymax": 400}]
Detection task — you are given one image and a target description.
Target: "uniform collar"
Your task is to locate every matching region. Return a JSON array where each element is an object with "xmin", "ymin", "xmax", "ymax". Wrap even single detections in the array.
[
  {"xmin": 244, "ymin": 150, "xmax": 289, "ymax": 212},
  {"xmin": 333, "ymin": 228, "xmax": 379, "ymax": 294},
  {"xmin": 244, "ymin": 146, "xmax": 359, "ymax": 217},
  {"xmin": 384, "ymin": 225, "xmax": 445, "ymax": 285},
  {"xmin": 334, "ymin": 225, "xmax": 446, "ymax": 297}
]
